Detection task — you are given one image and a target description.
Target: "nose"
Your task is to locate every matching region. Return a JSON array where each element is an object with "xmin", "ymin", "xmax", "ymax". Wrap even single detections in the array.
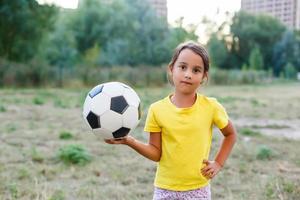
[{"xmin": 184, "ymin": 70, "xmax": 192, "ymax": 80}]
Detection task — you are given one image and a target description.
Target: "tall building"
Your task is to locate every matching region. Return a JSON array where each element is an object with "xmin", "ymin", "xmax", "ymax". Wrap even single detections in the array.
[
  {"xmin": 147, "ymin": 0, "xmax": 168, "ymax": 19},
  {"xmin": 241, "ymin": 0, "xmax": 300, "ymax": 30},
  {"xmin": 99, "ymin": 0, "xmax": 168, "ymax": 20}
]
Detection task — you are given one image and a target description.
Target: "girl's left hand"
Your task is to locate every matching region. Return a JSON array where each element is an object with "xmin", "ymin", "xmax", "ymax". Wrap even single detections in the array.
[{"xmin": 201, "ymin": 159, "xmax": 222, "ymax": 179}]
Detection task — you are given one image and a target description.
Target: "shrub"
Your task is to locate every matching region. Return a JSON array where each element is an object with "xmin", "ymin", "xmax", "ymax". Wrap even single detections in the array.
[
  {"xmin": 49, "ymin": 190, "xmax": 65, "ymax": 200},
  {"xmin": 0, "ymin": 105, "xmax": 6, "ymax": 112},
  {"xmin": 256, "ymin": 145, "xmax": 273, "ymax": 160},
  {"xmin": 284, "ymin": 63, "xmax": 297, "ymax": 79},
  {"xmin": 57, "ymin": 144, "xmax": 92, "ymax": 165},
  {"xmin": 33, "ymin": 96, "xmax": 45, "ymax": 105},
  {"xmin": 31, "ymin": 147, "xmax": 44, "ymax": 163},
  {"xmin": 59, "ymin": 131, "xmax": 73, "ymax": 140},
  {"xmin": 240, "ymin": 128, "xmax": 261, "ymax": 136}
]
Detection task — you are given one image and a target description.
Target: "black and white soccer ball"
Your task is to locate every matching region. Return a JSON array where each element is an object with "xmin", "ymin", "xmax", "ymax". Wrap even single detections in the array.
[{"xmin": 83, "ymin": 82, "xmax": 141, "ymax": 140}]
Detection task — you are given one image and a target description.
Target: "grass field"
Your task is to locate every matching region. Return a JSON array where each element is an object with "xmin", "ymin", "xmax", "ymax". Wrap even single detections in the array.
[{"xmin": 0, "ymin": 83, "xmax": 300, "ymax": 200}]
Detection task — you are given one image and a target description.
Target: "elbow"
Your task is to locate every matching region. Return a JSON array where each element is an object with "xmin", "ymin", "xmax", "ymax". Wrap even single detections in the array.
[
  {"xmin": 151, "ymin": 152, "xmax": 161, "ymax": 162},
  {"xmin": 153, "ymin": 156, "xmax": 161, "ymax": 162}
]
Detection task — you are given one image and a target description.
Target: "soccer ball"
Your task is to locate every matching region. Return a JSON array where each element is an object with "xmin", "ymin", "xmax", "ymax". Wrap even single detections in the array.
[{"xmin": 83, "ymin": 82, "xmax": 141, "ymax": 140}]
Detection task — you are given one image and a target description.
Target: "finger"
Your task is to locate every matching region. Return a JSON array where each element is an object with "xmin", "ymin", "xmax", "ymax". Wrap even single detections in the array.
[
  {"xmin": 210, "ymin": 170, "xmax": 218, "ymax": 179},
  {"xmin": 202, "ymin": 171, "xmax": 212, "ymax": 179},
  {"xmin": 206, "ymin": 168, "xmax": 215, "ymax": 176},
  {"xmin": 114, "ymin": 138, "xmax": 124, "ymax": 141},
  {"xmin": 104, "ymin": 139, "xmax": 123, "ymax": 144},
  {"xmin": 104, "ymin": 139, "xmax": 114, "ymax": 144},
  {"xmin": 201, "ymin": 165, "xmax": 212, "ymax": 173},
  {"xmin": 202, "ymin": 168, "xmax": 213, "ymax": 177},
  {"xmin": 203, "ymin": 159, "xmax": 209, "ymax": 165}
]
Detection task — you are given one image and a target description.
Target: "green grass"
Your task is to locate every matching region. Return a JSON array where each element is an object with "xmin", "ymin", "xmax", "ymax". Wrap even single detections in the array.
[
  {"xmin": 32, "ymin": 96, "xmax": 45, "ymax": 105},
  {"xmin": 57, "ymin": 144, "xmax": 92, "ymax": 166},
  {"xmin": 31, "ymin": 147, "xmax": 44, "ymax": 163},
  {"xmin": 49, "ymin": 190, "xmax": 65, "ymax": 200},
  {"xmin": 240, "ymin": 128, "xmax": 261, "ymax": 136},
  {"xmin": 59, "ymin": 131, "xmax": 73, "ymax": 140},
  {"xmin": 256, "ymin": 145, "xmax": 274, "ymax": 160},
  {"xmin": 0, "ymin": 83, "xmax": 299, "ymax": 199},
  {"xmin": 0, "ymin": 104, "xmax": 6, "ymax": 112}
]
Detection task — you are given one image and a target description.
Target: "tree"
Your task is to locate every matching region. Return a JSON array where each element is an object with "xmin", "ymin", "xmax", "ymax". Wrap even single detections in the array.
[
  {"xmin": 249, "ymin": 46, "xmax": 264, "ymax": 70},
  {"xmin": 207, "ymin": 33, "xmax": 228, "ymax": 68},
  {"xmin": 284, "ymin": 62, "xmax": 297, "ymax": 79},
  {"xmin": 0, "ymin": 0, "xmax": 57, "ymax": 62},
  {"xmin": 230, "ymin": 11, "xmax": 286, "ymax": 70},
  {"xmin": 272, "ymin": 30, "xmax": 300, "ymax": 76},
  {"xmin": 69, "ymin": 0, "xmax": 197, "ymax": 66}
]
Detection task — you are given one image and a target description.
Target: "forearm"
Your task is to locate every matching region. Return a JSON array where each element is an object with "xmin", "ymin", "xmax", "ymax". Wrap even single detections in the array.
[
  {"xmin": 126, "ymin": 137, "xmax": 161, "ymax": 162},
  {"xmin": 214, "ymin": 133, "xmax": 236, "ymax": 167}
]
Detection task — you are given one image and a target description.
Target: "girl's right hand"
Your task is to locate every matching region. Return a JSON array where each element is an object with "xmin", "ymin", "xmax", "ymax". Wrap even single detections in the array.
[{"xmin": 104, "ymin": 135, "xmax": 134, "ymax": 145}]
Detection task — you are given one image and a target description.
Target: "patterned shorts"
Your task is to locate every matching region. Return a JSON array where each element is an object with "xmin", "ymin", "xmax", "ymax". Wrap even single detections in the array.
[{"xmin": 153, "ymin": 185, "xmax": 211, "ymax": 200}]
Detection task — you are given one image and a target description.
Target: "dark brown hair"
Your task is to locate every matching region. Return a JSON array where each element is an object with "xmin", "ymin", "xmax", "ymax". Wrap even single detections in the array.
[{"xmin": 167, "ymin": 41, "xmax": 210, "ymax": 84}]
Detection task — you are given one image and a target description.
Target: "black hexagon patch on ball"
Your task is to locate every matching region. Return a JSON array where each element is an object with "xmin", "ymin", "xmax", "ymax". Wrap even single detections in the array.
[
  {"xmin": 86, "ymin": 111, "xmax": 100, "ymax": 129},
  {"xmin": 111, "ymin": 96, "xmax": 129, "ymax": 114},
  {"xmin": 112, "ymin": 127, "xmax": 130, "ymax": 138}
]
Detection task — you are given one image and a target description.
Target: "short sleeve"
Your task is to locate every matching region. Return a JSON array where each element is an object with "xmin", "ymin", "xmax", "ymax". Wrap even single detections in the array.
[
  {"xmin": 144, "ymin": 105, "xmax": 161, "ymax": 133},
  {"xmin": 212, "ymin": 99, "xmax": 229, "ymax": 129}
]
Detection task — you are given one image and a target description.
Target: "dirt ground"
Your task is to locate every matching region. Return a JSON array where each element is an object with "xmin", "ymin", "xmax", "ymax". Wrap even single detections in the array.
[{"xmin": 0, "ymin": 83, "xmax": 299, "ymax": 199}]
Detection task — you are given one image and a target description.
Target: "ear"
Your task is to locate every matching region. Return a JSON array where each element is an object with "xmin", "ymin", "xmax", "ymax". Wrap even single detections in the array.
[
  {"xmin": 201, "ymin": 72, "xmax": 209, "ymax": 84},
  {"xmin": 167, "ymin": 64, "xmax": 173, "ymax": 76},
  {"xmin": 168, "ymin": 64, "xmax": 173, "ymax": 72},
  {"xmin": 167, "ymin": 64, "xmax": 174, "ymax": 85},
  {"xmin": 204, "ymin": 71, "xmax": 208, "ymax": 78}
]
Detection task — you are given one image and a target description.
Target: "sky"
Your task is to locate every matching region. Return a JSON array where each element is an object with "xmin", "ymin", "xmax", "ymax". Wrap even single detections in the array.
[
  {"xmin": 167, "ymin": 0, "xmax": 241, "ymax": 25},
  {"xmin": 38, "ymin": 0, "xmax": 241, "ymax": 42}
]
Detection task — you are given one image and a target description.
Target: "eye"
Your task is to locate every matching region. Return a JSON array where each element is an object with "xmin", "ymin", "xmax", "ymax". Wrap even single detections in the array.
[
  {"xmin": 179, "ymin": 65, "xmax": 186, "ymax": 70},
  {"xmin": 193, "ymin": 68, "xmax": 202, "ymax": 73}
]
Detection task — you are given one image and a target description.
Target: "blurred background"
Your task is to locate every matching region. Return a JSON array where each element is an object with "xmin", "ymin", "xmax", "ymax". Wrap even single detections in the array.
[
  {"xmin": 0, "ymin": 0, "xmax": 300, "ymax": 199},
  {"xmin": 1, "ymin": 0, "xmax": 299, "ymax": 87}
]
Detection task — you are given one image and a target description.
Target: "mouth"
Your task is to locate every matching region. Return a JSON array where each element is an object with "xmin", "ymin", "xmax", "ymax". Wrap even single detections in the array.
[{"xmin": 180, "ymin": 81, "xmax": 192, "ymax": 85}]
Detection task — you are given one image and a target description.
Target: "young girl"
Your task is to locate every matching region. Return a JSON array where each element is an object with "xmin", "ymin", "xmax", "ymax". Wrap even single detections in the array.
[{"xmin": 105, "ymin": 41, "xmax": 237, "ymax": 200}]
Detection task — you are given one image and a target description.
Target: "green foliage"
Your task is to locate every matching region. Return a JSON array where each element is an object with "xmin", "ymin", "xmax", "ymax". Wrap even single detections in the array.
[
  {"xmin": 230, "ymin": 11, "xmax": 286, "ymax": 71},
  {"xmin": 0, "ymin": 0, "xmax": 58, "ymax": 62},
  {"xmin": 68, "ymin": 0, "xmax": 196, "ymax": 66},
  {"xmin": 284, "ymin": 63, "xmax": 297, "ymax": 79},
  {"xmin": 273, "ymin": 30, "xmax": 300, "ymax": 76},
  {"xmin": 59, "ymin": 131, "xmax": 73, "ymax": 140},
  {"xmin": 240, "ymin": 128, "xmax": 261, "ymax": 136},
  {"xmin": 6, "ymin": 123, "xmax": 17, "ymax": 133},
  {"xmin": 83, "ymin": 44, "xmax": 100, "ymax": 67},
  {"xmin": 256, "ymin": 145, "xmax": 273, "ymax": 160},
  {"xmin": 249, "ymin": 46, "xmax": 264, "ymax": 70},
  {"xmin": 241, "ymin": 63, "xmax": 248, "ymax": 71},
  {"xmin": 53, "ymin": 98, "xmax": 69, "ymax": 108},
  {"xmin": 49, "ymin": 190, "xmax": 65, "ymax": 200},
  {"xmin": 7, "ymin": 183, "xmax": 18, "ymax": 199},
  {"xmin": 33, "ymin": 96, "xmax": 45, "ymax": 105},
  {"xmin": 210, "ymin": 68, "xmax": 271, "ymax": 85},
  {"xmin": 207, "ymin": 33, "xmax": 228, "ymax": 68},
  {"xmin": 17, "ymin": 168, "xmax": 30, "ymax": 180},
  {"xmin": 0, "ymin": 104, "xmax": 6, "ymax": 112},
  {"xmin": 265, "ymin": 177, "xmax": 299, "ymax": 199},
  {"xmin": 0, "ymin": 59, "xmax": 53, "ymax": 87},
  {"xmin": 77, "ymin": 66, "xmax": 167, "ymax": 87},
  {"xmin": 31, "ymin": 147, "xmax": 44, "ymax": 163},
  {"xmin": 57, "ymin": 144, "xmax": 92, "ymax": 165},
  {"xmin": 3, "ymin": 1, "xmax": 300, "ymax": 87}
]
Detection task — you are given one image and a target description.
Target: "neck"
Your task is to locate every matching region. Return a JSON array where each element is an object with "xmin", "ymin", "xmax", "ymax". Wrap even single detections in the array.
[{"xmin": 171, "ymin": 92, "xmax": 197, "ymax": 108}]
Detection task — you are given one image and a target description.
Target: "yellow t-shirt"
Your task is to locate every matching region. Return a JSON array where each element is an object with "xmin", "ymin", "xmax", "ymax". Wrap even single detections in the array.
[{"xmin": 144, "ymin": 93, "xmax": 229, "ymax": 191}]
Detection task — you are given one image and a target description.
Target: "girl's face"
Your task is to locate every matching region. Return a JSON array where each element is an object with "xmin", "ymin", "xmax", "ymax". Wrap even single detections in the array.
[{"xmin": 169, "ymin": 48, "xmax": 206, "ymax": 95}]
